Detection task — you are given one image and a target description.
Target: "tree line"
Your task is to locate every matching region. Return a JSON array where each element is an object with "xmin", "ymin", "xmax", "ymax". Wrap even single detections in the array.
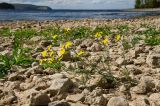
[{"xmin": 135, "ymin": 0, "xmax": 160, "ymax": 8}]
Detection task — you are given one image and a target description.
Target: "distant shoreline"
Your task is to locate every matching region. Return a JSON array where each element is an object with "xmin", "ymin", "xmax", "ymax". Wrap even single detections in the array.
[
  {"xmin": 126, "ymin": 8, "xmax": 160, "ymax": 12},
  {"xmin": 0, "ymin": 8, "xmax": 160, "ymax": 12}
]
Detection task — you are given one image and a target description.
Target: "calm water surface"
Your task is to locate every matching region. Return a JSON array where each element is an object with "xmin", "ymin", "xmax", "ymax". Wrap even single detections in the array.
[{"xmin": 0, "ymin": 10, "xmax": 160, "ymax": 21}]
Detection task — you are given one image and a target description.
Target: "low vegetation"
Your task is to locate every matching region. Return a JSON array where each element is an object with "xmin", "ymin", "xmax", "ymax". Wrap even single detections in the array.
[{"xmin": 0, "ymin": 24, "xmax": 160, "ymax": 84}]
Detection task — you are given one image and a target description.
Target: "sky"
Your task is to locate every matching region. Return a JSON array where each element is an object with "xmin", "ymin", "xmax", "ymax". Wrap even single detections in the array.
[{"xmin": 0, "ymin": 0, "xmax": 135, "ymax": 9}]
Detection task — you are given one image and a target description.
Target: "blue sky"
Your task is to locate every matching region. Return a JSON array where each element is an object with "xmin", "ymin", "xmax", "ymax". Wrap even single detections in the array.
[{"xmin": 0, "ymin": 0, "xmax": 135, "ymax": 9}]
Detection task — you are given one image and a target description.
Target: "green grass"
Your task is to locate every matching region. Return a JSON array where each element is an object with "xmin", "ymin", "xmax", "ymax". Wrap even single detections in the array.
[
  {"xmin": 139, "ymin": 25, "xmax": 160, "ymax": 45},
  {"xmin": 0, "ymin": 28, "xmax": 34, "ymax": 77},
  {"xmin": 0, "ymin": 24, "xmax": 160, "ymax": 79},
  {"xmin": 0, "ymin": 54, "xmax": 11, "ymax": 78},
  {"xmin": 14, "ymin": 29, "xmax": 37, "ymax": 39},
  {"xmin": 41, "ymin": 62, "xmax": 63, "ymax": 70},
  {"xmin": 66, "ymin": 26, "xmax": 92, "ymax": 40},
  {"xmin": 0, "ymin": 28, "xmax": 11, "ymax": 37},
  {"xmin": 40, "ymin": 26, "xmax": 61, "ymax": 39},
  {"xmin": 0, "ymin": 47, "xmax": 33, "ymax": 77}
]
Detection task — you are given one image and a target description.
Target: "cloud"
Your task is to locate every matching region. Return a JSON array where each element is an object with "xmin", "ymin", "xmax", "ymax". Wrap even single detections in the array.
[{"xmin": 0, "ymin": 0, "xmax": 135, "ymax": 9}]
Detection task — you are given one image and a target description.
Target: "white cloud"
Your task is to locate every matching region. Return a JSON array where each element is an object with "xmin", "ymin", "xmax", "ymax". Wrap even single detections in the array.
[{"xmin": 0, "ymin": 0, "xmax": 135, "ymax": 9}]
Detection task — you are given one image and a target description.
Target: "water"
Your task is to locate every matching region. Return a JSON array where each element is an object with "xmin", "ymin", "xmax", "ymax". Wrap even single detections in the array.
[{"xmin": 0, "ymin": 10, "xmax": 160, "ymax": 21}]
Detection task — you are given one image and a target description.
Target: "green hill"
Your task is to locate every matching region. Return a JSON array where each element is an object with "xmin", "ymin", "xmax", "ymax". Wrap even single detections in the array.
[
  {"xmin": 0, "ymin": 2, "xmax": 52, "ymax": 11},
  {"xmin": 13, "ymin": 3, "xmax": 52, "ymax": 11},
  {"xmin": 0, "ymin": 2, "xmax": 15, "ymax": 9}
]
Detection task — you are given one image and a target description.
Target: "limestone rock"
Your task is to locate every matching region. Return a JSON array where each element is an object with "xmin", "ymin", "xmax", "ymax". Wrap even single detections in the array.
[
  {"xmin": 80, "ymin": 39, "xmax": 93, "ymax": 48},
  {"xmin": 40, "ymin": 40, "xmax": 52, "ymax": 47},
  {"xmin": 73, "ymin": 39, "xmax": 81, "ymax": 46},
  {"xmin": 86, "ymin": 75, "xmax": 103, "ymax": 89},
  {"xmin": 29, "ymin": 93, "xmax": 51, "ymax": 106},
  {"xmin": 131, "ymin": 97, "xmax": 151, "ymax": 106},
  {"xmin": 154, "ymin": 80, "xmax": 160, "ymax": 91},
  {"xmin": 126, "ymin": 65, "xmax": 142, "ymax": 75},
  {"xmin": 87, "ymin": 42, "xmax": 102, "ymax": 52},
  {"xmin": 69, "ymin": 102, "xmax": 88, "ymax": 106},
  {"xmin": 18, "ymin": 89, "xmax": 39, "ymax": 105},
  {"xmin": 116, "ymin": 57, "xmax": 125, "ymax": 65},
  {"xmin": 107, "ymin": 96, "xmax": 129, "ymax": 106},
  {"xmin": 149, "ymin": 93, "xmax": 160, "ymax": 106},
  {"xmin": 7, "ymin": 81, "xmax": 21, "ymax": 90},
  {"xmin": 47, "ymin": 74, "xmax": 73, "ymax": 94},
  {"xmin": 49, "ymin": 78, "xmax": 73, "ymax": 93},
  {"xmin": 146, "ymin": 53, "xmax": 160, "ymax": 68},
  {"xmin": 66, "ymin": 93, "xmax": 85, "ymax": 102},
  {"xmin": 25, "ymin": 66, "xmax": 44, "ymax": 76},
  {"xmin": 137, "ymin": 28, "xmax": 147, "ymax": 32},
  {"xmin": 0, "ymin": 50, "xmax": 10, "ymax": 56},
  {"xmin": 134, "ymin": 57, "xmax": 146, "ymax": 65},
  {"xmin": 85, "ymin": 95, "xmax": 106, "ymax": 106},
  {"xmin": 84, "ymin": 88, "xmax": 106, "ymax": 106},
  {"xmin": 131, "ymin": 76, "xmax": 155, "ymax": 94},
  {"xmin": 48, "ymin": 100, "xmax": 69, "ymax": 106},
  {"xmin": 0, "ymin": 91, "xmax": 17, "ymax": 105},
  {"xmin": 43, "ymin": 68, "xmax": 55, "ymax": 75},
  {"xmin": 0, "ymin": 45, "xmax": 4, "ymax": 51},
  {"xmin": 8, "ymin": 73, "xmax": 25, "ymax": 81},
  {"xmin": 31, "ymin": 62, "xmax": 39, "ymax": 67},
  {"xmin": 140, "ymin": 76, "xmax": 155, "ymax": 92},
  {"xmin": 49, "ymin": 73, "xmax": 67, "ymax": 79},
  {"xmin": 30, "ymin": 36, "xmax": 43, "ymax": 42}
]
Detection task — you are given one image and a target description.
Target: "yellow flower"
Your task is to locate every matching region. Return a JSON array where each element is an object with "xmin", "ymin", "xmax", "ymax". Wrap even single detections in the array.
[
  {"xmin": 52, "ymin": 34, "xmax": 58, "ymax": 39},
  {"xmin": 60, "ymin": 48, "xmax": 66, "ymax": 56},
  {"xmin": 48, "ymin": 58, "xmax": 54, "ymax": 64},
  {"xmin": 64, "ymin": 28, "xmax": 71, "ymax": 32},
  {"xmin": 77, "ymin": 50, "xmax": 85, "ymax": 57},
  {"xmin": 116, "ymin": 34, "xmax": 121, "ymax": 42},
  {"xmin": 95, "ymin": 32, "xmax": 102, "ymax": 38},
  {"xmin": 58, "ymin": 56, "xmax": 63, "ymax": 61},
  {"xmin": 39, "ymin": 59, "xmax": 43, "ymax": 65},
  {"xmin": 43, "ymin": 59, "xmax": 47, "ymax": 62},
  {"xmin": 61, "ymin": 43, "xmax": 65, "ymax": 48},
  {"xmin": 41, "ymin": 50, "xmax": 47, "ymax": 57},
  {"xmin": 47, "ymin": 45, "xmax": 52, "ymax": 51},
  {"xmin": 65, "ymin": 41, "xmax": 72, "ymax": 49},
  {"xmin": 39, "ymin": 59, "xmax": 47, "ymax": 65},
  {"xmin": 102, "ymin": 37, "xmax": 109, "ymax": 44},
  {"xmin": 43, "ymin": 59, "xmax": 47, "ymax": 61},
  {"xmin": 49, "ymin": 51, "xmax": 54, "ymax": 57}
]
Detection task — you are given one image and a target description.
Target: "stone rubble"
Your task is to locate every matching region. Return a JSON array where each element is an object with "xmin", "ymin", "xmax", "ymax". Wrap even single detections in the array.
[{"xmin": 0, "ymin": 18, "xmax": 160, "ymax": 106}]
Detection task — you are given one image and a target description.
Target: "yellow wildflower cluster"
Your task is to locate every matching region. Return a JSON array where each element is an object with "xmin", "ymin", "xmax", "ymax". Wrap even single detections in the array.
[
  {"xmin": 41, "ymin": 50, "xmax": 47, "ymax": 58},
  {"xmin": 39, "ymin": 40, "xmax": 85, "ymax": 66},
  {"xmin": 102, "ymin": 37, "xmax": 109, "ymax": 44},
  {"xmin": 39, "ymin": 31, "xmax": 121, "ymax": 66},
  {"xmin": 59, "ymin": 41, "xmax": 73, "ymax": 56},
  {"xmin": 64, "ymin": 28, "xmax": 71, "ymax": 33},
  {"xmin": 95, "ymin": 32, "xmax": 103, "ymax": 38},
  {"xmin": 59, "ymin": 48, "xmax": 66, "ymax": 56},
  {"xmin": 77, "ymin": 50, "xmax": 85, "ymax": 57},
  {"xmin": 64, "ymin": 41, "xmax": 73, "ymax": 49},
  {"xmin": 39, "ymin": 45, "xmax": 55, "ymax": 65},
  {"xmin": 115, "ymin": 34, "xmax": 121, "ymax": 42},
  {"xmin": 52, "ymin": 34, "xmax": 58, "ymax": 40},
  {"xmin": 94, "ymin": 32, "xmax": 121, "ymax": 45}
]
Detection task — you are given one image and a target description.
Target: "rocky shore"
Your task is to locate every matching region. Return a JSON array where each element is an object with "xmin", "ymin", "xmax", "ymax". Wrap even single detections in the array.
[{"xmin": 0, "ymin": 17, "xmax": 160, "ymax": 106}]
